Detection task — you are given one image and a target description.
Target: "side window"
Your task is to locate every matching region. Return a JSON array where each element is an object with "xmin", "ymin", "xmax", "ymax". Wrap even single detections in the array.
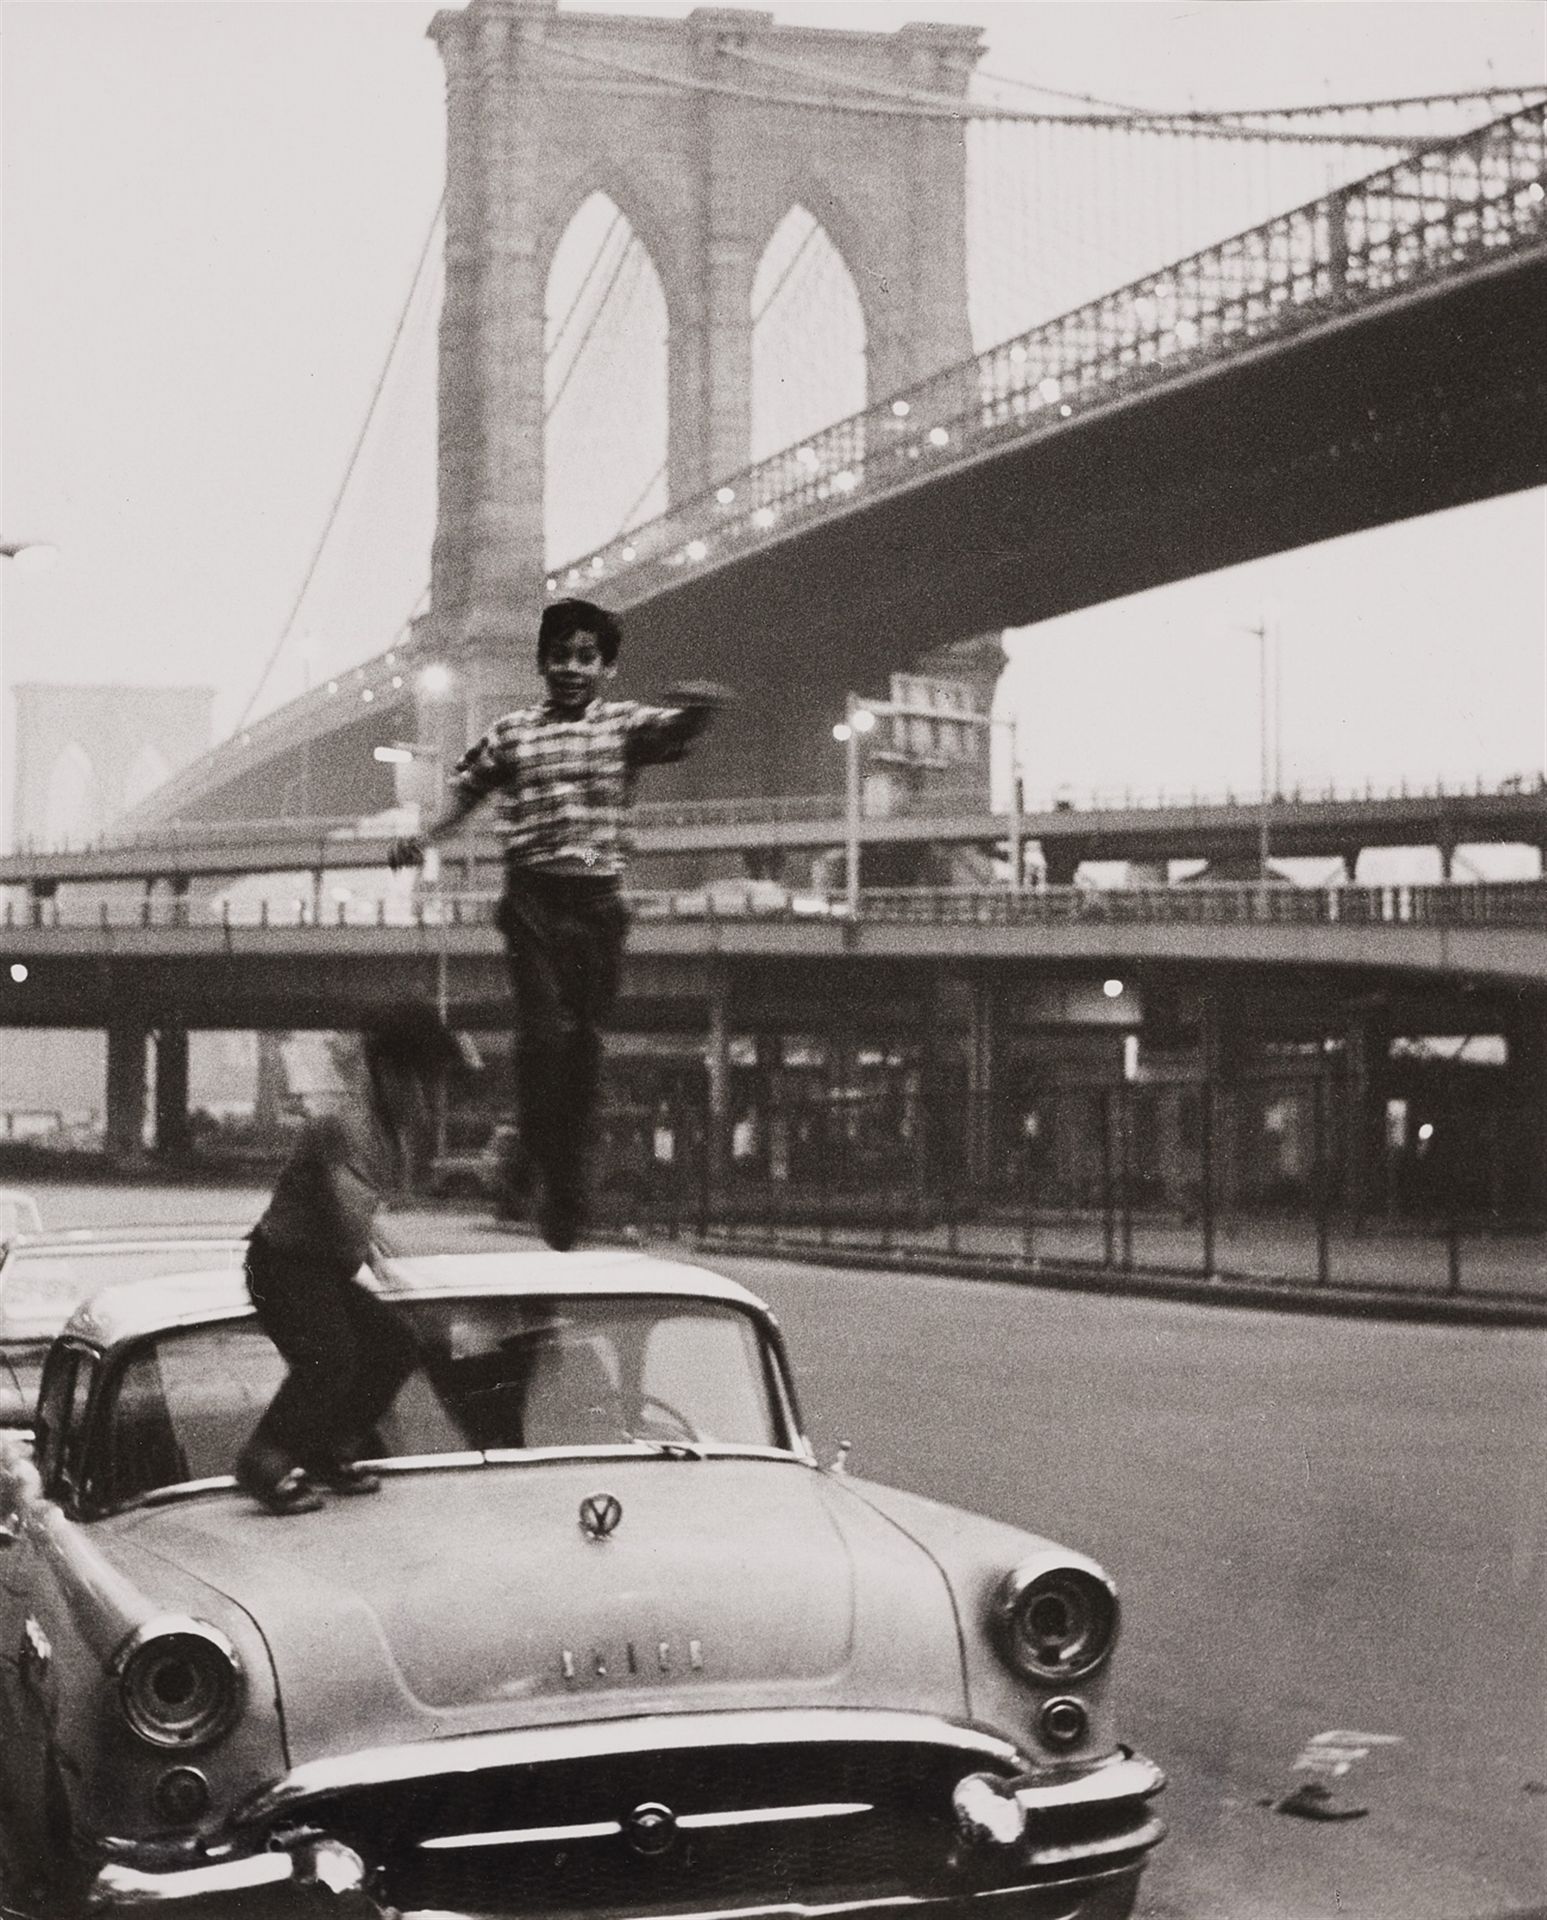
[
  {"xmin": 105, "ymin": 1345, "xmax": 186, "ymax": 1505},
  {"xmin": 103, "ymin": 1326, "xmax": 288, "ymax": 1506},
  {"xmin": 33, "ymin": 1347, "xmax": 97, "ymax": 1503},
  {"xmin": 32, "ymin": 1349, "xmax": 77, "ymax": 1489},
  {"xmin": 60, "ymin": 1353, "xmax": 98, "ymax": 1502}
]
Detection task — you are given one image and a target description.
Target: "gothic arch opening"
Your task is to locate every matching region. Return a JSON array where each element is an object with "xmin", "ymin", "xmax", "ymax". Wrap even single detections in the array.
[
  {"xmin": 544, "ymin": 191, "xmax": 669, "ymax": 569},
  {"xmin": 751, "ymin": 206, "xmax": 867, "ymax": 466},
  {"xmin": 44, "ymin": 740, "xmax": 103, "ymax": 848}
]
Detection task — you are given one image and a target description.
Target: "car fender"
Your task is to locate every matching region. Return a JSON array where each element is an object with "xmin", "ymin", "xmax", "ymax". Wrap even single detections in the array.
[
  {"xmin": 835, "ymin": 1476, "xmax": 1122, "ymax": 1764},
  {"xmin": 19, "ymin": 1508, "xmax": 286, "ymax": 1858}
]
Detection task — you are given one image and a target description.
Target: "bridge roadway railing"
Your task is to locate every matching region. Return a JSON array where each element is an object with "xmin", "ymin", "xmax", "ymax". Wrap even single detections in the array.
[{"xmin": 6, "ymin": 878, "xmax": 1547, "ymax": 934}]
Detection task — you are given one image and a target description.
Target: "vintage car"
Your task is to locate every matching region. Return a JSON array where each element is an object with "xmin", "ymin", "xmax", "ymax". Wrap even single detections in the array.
[
  {"xmin": 0, "ymin": 1226, "xmax": 249, "ymax": 1433},
  {"xmin": 0, "ymin": 1238, "xmax": 1164, "ymax": 1919}
]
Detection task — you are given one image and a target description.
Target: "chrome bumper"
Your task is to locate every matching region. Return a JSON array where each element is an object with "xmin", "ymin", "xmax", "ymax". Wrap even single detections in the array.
[
  {"xmin": 953, "ymin": 1749, "xmax": 1167, "ymax": 1877},
  {"xmin": 89, "ymin": 1836, "xmax": 367, "ymax": 1908},
  {"xmin": 87, "ymin": 1720, "xmax": 1163, "ymax": 1915}
]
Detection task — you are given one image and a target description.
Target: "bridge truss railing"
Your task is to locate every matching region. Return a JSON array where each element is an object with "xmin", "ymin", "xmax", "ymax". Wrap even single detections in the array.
[
  {"xmin": 7, "ymin": 878, "xmax": 1547, "ymax": 935},
  {"xmin": 552, "ymin": 100, "xmax": 1546, "ymax": 604}
]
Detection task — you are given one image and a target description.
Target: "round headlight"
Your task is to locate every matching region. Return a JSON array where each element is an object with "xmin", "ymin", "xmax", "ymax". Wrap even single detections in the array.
[
  {"xmin": 993, "ymin": 1556, "xmax": 1119, "ymax": 1682},
  {"xmin": 113, "ymin": 1618, "xmax": 245, "ymax": 1750}
]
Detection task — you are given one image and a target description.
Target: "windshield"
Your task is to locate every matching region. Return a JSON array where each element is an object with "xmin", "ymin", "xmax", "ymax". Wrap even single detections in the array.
[
  {"xmin": 0, "ymin": 1242, "xmax": 245, "ymax": 1342},
  {"xmin": 97, "ymin": 1293, "xmax": 793, "ymax": 1507}
]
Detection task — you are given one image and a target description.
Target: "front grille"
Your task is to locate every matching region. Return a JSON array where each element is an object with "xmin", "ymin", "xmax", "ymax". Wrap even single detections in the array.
[{"xmin": 309, "ymin": 1740, "xmax": 1009, "ymax": 1914}]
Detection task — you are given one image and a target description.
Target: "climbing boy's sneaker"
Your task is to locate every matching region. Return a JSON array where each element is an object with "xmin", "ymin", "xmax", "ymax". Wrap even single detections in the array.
[{"xmin": 235, "ymin": 1455, "xmax": 324, "ymax": 1515}]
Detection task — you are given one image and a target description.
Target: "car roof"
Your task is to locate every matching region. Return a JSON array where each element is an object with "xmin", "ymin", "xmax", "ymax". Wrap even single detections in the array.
[
  {"xmin": 1, "ymin": 1224, "xmax": 250, "ymax": 1257},
  {"xmin": 62, "ymin": 1244, "xmax": 772, "ymax": 1352}
]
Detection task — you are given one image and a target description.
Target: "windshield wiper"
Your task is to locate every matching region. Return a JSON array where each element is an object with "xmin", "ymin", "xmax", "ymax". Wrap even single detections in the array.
[{"xmin": 626, "ymin": 1434, "xmax": 705, "ymax": 1460}]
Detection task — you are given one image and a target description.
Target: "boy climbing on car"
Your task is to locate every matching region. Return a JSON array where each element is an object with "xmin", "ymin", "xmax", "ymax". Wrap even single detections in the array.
[
  {"xmin": 389, "ymin": 598, "xmax": 731, "ymax": 1250},
  {"xmin": 236, "ymin": 1003, "xmax": 462, "ymax": 1515}
]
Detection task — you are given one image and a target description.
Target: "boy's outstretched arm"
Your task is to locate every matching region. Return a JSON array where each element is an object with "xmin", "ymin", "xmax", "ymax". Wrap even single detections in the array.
[
  {"xmin": 386, "ymin": 785, "xmax": 483, "ymax": 872},
  {"xmin": 627, "ymin": 681, "xmax": 737, "ymax": 769}
]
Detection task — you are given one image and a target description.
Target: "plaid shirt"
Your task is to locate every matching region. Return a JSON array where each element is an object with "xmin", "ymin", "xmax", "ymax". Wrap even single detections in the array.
[{"xmin": 450, "ymin": 697, "xmax": 711, "ymax": 877}]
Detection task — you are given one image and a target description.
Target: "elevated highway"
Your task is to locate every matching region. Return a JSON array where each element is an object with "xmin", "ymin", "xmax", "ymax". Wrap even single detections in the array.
[
  {"xmin": 3, "ymin": 883, "xmax": 1546, "ymax": 1035},
  {"xmin": 6, "ymin": 779, "xmax": 1544, "ymax": 893},
  {"xmin": 5, "ymin": 879, "xmax": 1543, "ymax": 1219}
]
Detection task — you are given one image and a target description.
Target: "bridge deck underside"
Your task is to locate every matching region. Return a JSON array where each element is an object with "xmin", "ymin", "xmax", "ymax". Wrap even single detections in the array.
[
  {"xmin": 4, "ymin": 920, "xmax": 1547, "ymax": 1038},
  {"xmin": 618, "ymin": 251, "xmax": 1547, "ymax": 802}
]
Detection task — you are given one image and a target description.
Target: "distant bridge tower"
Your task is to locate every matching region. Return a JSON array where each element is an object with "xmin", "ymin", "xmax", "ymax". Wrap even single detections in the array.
[
  {"xmin": 427, "ymin": 0, "xmax": 983, "ymax": 735},
  {"xmin": 10, "ymin": 683, "xmax": 214, "ymax": 851}
]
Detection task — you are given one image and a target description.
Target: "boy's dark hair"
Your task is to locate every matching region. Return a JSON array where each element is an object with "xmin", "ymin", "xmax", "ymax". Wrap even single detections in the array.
[
  {"xmin": 361, "ymin": 1003, "xmax": 465, "ymax": 1083},
  {"xmin": 538, "ymin": 598, "xmax": 623, "ymax": 667}
]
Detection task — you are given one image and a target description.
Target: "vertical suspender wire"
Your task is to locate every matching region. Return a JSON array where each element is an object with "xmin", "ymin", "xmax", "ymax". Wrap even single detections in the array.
[
  {"xmin": 544, "ymin": 236, "xmax": 641, "ymax": 422},
  {"xmin": 544, "ymin": 210, "xmax": 625, "ymax": 361}
]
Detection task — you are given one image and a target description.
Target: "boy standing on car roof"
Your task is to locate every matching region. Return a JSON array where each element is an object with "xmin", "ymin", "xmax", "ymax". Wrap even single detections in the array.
[
  {"xmin": 388, "ymin": 597, "xmax": 731, "ymax": 1252},
  {"xmin": 235, "ymin": 1004, "xmax": 461, "ymax": 1516}
]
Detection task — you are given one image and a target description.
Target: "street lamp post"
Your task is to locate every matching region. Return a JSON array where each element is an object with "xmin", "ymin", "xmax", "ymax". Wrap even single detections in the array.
[
  {"xmin": 1240, "ymin": 616, "xmax": 1281, "ymax": 889},
  {"xmin": 374, "ymin": 740, "xmax": 454, "ymax": 1018},
  {"xmin": 832, "ymin": 696, "xmax": 877, "ymax": 918},
  {"xmin": 833, "ymin": 695, "xmax": 1024, "ymax": 916}
]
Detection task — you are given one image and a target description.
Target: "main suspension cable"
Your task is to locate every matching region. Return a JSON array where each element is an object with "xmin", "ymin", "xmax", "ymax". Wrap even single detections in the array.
[{"xmin": 237, "ymin": 192, "xmax": 444, "ymax": 728}]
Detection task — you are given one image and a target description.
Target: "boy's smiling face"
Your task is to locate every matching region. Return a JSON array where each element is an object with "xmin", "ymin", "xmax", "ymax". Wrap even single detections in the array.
[{"xmin": 541, "ymin": 628, "xmax": 612, "ymax": 714}]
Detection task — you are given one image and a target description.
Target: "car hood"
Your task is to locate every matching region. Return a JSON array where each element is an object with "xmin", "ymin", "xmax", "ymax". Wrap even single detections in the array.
[{"xmin": 123, "ymin": 1458, "xmax": 969, "ymax": 1766}]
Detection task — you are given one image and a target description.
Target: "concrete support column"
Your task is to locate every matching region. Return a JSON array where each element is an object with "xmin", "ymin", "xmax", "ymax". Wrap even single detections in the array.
[
  {"xmin": 704, "ymin": 967, "xmax": 731, "ymax": 1195},
  {"xmin": 965, "ymin": 975, "xmax": 997, "ymax": 1190},
  {"xmin": 429, "ymin": 2, "xmax": 548, "ymax": 694},
  {"xmin": 254, "ymin": 1032, "xmax": 290, "ymax": 1142},
  {"xmin": 669, "ymin": 32, "xmax": 759, "ymax": 501},
  {"xmin": 1342, "ymin": 1013, "xmax": 1371, "ymax": 1221},
  {"xmin": 925, "ymin": 969, "xmax": 974, "ymax": 1199},
  {"xmin": 1043, "ymin": 845, "xmax": 1082, "ymax": 888},
  {"xmin": 866, "ymin": 22, "xmax": 981, "ymax": 401},
  {"xmin": 104, "ymin": 1018, "xmax": 149, "ymax": 1162},
  {"xmin": 153, "ymin": 1019, "xmax": 191, "ymax": 1161},
  {"xmin": 1509, "ymin": 1003, "xmax": 1547, "ymax": 1217},
  {"xmin": 700, "ymin": 236, "xmax": 756, "ymax": 491},
  {"xmin": 429, "ymin": 13, "xmax": 481, "ymax": 635}
]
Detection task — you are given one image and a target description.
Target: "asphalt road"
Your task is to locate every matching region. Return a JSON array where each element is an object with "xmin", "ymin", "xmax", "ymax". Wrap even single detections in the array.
[
  {"xmin": 6, "ymin": 1179, "xmax": 1544, "ymax": 1919},
  {"xmin": 714, "ymin": 1252, "xmax": 1547, "ymax": 1920}
]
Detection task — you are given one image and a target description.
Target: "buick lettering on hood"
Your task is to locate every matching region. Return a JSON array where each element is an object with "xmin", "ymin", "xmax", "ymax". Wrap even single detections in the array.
[{"xmin": 0, "ymin": 1244, "xmax": 1164, "ymax": 1919}]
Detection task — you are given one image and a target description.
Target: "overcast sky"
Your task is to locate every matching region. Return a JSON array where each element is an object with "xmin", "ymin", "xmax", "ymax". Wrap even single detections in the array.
[{"xmin": 2, "ymin": 0, "xmax": 1543, "ymax": 853}]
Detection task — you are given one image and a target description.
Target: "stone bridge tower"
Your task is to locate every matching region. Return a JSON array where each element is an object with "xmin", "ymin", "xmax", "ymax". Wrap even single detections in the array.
[{"xmin": 426, "ymin": 0, "xmax": 983, "ymax": 735}]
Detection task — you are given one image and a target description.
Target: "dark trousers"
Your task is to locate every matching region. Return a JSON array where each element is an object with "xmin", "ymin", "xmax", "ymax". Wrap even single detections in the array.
[
  {"xmin": 240, "ymin": 1232, "xmax": 418, "ymax": 1479},
  {"xmin": 495, "ymin": 866, "xmax": 627, "ymax": 1217}
]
